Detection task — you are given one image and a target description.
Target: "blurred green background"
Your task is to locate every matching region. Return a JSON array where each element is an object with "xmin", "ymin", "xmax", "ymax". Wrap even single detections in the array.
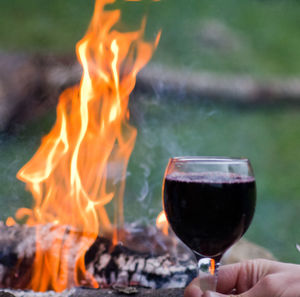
[
  {"xmin": 1, "ymin": 0, "xmax": 300, "ymax": 75},
  {"xmin": 0, "ymin": 0, "xmax": 299, "ymax": 263}
]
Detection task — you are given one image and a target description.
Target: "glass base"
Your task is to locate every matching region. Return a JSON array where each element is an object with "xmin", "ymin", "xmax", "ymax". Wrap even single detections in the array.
[{"xmin": 196, "ymin": 255, "xmax": 221, "ymax": 292}]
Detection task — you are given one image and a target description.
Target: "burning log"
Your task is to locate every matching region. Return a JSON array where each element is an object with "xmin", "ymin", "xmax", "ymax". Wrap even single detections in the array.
[
  {"xmin": 0, "ymin": 223, "xmax": 197, "ymax": 290},
  {"xmin": 85, "ymin": 237, "xmax": 196, "ymax": 289},
  {"xmin": 0, "ymin": 223, "xmax": 275, "ymax": 292}
]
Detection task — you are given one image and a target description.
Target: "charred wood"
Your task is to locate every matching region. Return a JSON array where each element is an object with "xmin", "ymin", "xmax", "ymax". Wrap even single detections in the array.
[
  {"xmin": 0, "ymin": 223, "xmax": 275, "ymax": 291},
  {"xmin": 85, "ymin": 236, "xmax": 196, "ymax": 289},
  {"xmin": 0, "ymin": 223, "xmax": 197, "ymax": 290}
]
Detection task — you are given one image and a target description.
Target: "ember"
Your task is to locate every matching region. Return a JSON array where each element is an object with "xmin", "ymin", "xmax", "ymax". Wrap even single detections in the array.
[
  {"xmin": 0, "ymin": 223, "xmax": 196, "ymax": 290},
  {"xmin": 6, "ymin": 0, "xmax": 161, "ymax": 292}
]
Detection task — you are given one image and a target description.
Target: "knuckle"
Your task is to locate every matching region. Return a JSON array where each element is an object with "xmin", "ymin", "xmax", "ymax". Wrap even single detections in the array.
[
  {"xmin": 241, "ymin": 258, "xmax": 271, "ymax": 284},
  {"xmin": 260, "ymin": 274, "xmax": 276, "ymax": 290}
]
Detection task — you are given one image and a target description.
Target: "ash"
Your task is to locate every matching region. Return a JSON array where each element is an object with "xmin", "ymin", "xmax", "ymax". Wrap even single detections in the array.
[
  {"xmin": 0, "ymin": 288, "xmax": 76, "ymax": 297},
  {"xmin": 85, "ymin": 224, "xmax": 197, "ymax": 288},
  {"xmin": 0, "ymin": 223, "xmax": 197, "ymax": 290}
]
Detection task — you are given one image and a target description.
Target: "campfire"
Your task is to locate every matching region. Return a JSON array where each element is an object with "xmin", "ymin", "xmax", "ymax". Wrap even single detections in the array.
[
  {"xmin": 0, "ymin": 0, "xmax": 198, "ymax": 293},
  {"xmin": 0, "ymin": 1, "xmax": 277, "ymax": 296},
  {"xmin": 2, "ymin": 0, "xmax": 189, "ymax": 292}
]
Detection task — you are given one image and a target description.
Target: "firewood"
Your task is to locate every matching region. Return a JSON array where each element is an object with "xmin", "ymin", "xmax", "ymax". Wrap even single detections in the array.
[
  {"xmin": 0, "ymin": 222, "xmax": 275, "ymax": 291},
  {"xmin": 0, "ymin": 223, "xmax": 196, "ymax": 290}
]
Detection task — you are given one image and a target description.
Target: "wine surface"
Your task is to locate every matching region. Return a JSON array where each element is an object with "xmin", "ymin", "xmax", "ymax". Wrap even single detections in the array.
[{"xmin": 163, "ymin": 172, "xmax": 256, "ymax": 257}]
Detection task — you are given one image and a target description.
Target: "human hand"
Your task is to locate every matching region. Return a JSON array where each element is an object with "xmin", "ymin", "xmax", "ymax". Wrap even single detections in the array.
[{"xmin": 184, "ymin": 259, "xmax": 300, "ymax": 297}]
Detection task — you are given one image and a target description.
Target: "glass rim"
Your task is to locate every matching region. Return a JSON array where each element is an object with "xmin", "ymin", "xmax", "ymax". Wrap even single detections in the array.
[{"xmin": 170, "ymin": 156, "xmax": 250, "ymax": 164}]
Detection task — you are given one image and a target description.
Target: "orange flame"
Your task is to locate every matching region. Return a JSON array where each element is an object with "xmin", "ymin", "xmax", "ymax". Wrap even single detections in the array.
[
  {"xmin": 209, "ymin": 258, "xmax": 216, "ymax": 275},
  {"xmin": 11, "ymin": 0, "xmax": 160, "ymax": 292},
  {"xmin": 156, "ymin": 210, "xmax": 169, "ymax": 235}
]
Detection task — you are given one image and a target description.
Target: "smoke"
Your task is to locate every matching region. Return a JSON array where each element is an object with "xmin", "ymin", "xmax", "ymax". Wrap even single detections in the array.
[
  {"xmin": 0, "ymin": 111, "xmax": 56, "ymax": 222},
  {"xmin": 124, "ymin": 91, "xmax": 218, "ymax": 225}
]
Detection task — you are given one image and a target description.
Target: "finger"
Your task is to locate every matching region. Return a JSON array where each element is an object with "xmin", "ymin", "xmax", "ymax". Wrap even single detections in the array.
[
  {"xmin": 184, "ymin": 284, "xmax": 203, "ymax": 297},
  {"xmin": 185, "ymin": 260, "xmax": 276, "ymax": 297},
  {"xmin": 184, "ymin": 263, "xmax": 246, "ymax": 297},
  {"xmin": 184, "ymin": 277, "xmax": 203, "ymax": 297},
  {"xmin": 215, "ymin": 262, "xmax": 244, "ymax": 293},
  {"xmin": 216, "ymin": 259, "xmax": 272, "ymax": 294}
]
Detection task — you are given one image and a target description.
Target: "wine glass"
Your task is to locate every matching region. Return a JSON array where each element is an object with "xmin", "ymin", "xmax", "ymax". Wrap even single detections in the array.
[{"xmin": 162, "ymin": 156, "xmax": 256, "ymax": 292}]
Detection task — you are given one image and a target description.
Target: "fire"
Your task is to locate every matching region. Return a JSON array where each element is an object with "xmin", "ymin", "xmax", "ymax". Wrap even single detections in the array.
[
  {"xmin": 209, "ymin": 258, "xmax": 216, "ymax": 275},
  {"xmin": 156, "ymin": 210, "xmax": 169, "ymax": 235},
  {"xmin": 9, "ymin": 0, "xmax": 160, "ymax": 292}
]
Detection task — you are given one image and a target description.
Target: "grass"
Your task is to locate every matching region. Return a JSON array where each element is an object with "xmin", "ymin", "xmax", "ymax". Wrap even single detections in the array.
[
  {"xmin": 154, "ymin": 0, "xmax": 300, "ymax": 76},
  {"xmin": 0, "ymin": 0, "xmax": 300, "ymax": 76},
  {"xmin": 0, "ymin": 0, "xmax": 299, "ymax": 263}
]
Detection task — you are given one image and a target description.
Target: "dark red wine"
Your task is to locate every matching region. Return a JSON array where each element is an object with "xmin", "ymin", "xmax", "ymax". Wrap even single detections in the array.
[{"xmin": 163, "ymin": 172, "xmax": 256, "ymax": 257}]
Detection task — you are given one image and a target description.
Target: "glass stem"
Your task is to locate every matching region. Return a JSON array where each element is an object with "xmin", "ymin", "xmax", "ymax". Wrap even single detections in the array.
[{"xmin": 195, "ymin": 254, "xmax": 221, "ymax": 292}]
